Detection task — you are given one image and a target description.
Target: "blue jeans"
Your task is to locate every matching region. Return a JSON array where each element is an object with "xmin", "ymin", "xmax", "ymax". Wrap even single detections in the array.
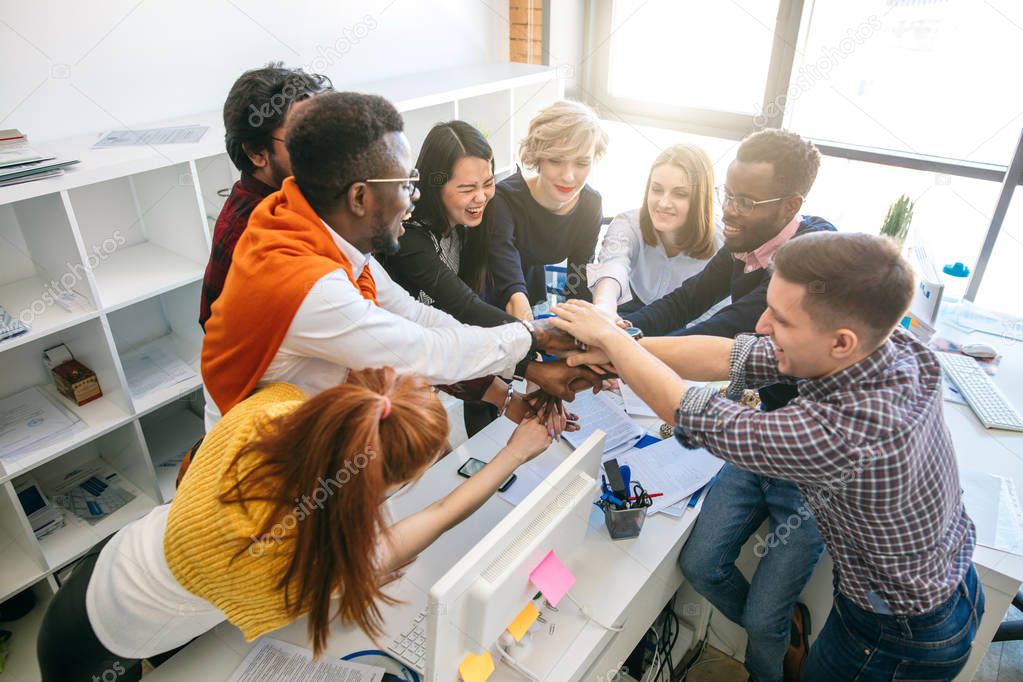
[
  {"xmin": 803, "ymin": 564, "xmax": 984, "ymax": 681},
  {"xmin": 679, "ymin": 463, "xmax": 825, "ymax": 682}
]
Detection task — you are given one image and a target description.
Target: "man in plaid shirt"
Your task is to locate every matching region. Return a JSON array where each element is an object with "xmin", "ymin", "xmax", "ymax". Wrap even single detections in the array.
[{"xmin": 553, "ymin": 232, "xmax": 982, "ymax": 681}]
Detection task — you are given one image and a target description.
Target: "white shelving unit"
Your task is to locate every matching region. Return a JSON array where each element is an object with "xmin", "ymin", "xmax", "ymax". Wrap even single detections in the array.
[{"xmin": 0, "ymin": 62, "xmax": 560, "ymax": 679}]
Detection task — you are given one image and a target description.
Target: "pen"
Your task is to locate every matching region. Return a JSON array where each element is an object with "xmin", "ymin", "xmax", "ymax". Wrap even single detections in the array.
[{"xmin": 627, "ymin": 493, "xmax": 663, "ymax": 501}]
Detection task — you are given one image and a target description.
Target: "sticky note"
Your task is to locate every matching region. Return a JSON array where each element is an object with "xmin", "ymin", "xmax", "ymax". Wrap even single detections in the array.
[
  {"xmin": 458, "ymin": 651, "xmax": 495, "ymax": 682},
  {"xmin": 507, "ymin": 602, "xmax": 540, "ymax": 641},
  {"xmin": 528, "ymin": 550, "xmax": 576, "ymax": 606}
]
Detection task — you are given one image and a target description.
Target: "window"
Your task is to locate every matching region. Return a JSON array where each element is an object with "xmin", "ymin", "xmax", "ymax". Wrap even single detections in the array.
[
  {"xmin": 785, "ymin": 1, "xmax": 1023, "ymax": 166},
  {"xmin": 584, "ymin": 0, "xmax": 1023, "ymax": 305},
  {"xmin": 607, "ymin": 0, "xmax": 779, "ymax": 115}
]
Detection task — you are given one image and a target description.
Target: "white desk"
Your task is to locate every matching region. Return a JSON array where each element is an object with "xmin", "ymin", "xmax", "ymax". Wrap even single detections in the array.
[
  {"xmin": 146, "ymin": 314, "xmax": 1023, "ymax": 681},
  {"xmin": 145, "ymin": 415, "xmax": 699, "ymax": 681},
  {"xmin": 935, "ymin": 316, "xmax": 1023, "ymax": 680}
]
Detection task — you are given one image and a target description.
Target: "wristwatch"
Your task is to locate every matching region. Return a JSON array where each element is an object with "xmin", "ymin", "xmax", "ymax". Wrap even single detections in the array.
[{"xmin": 624, "ymin": 326, "xmax": 643, "ymax": 340}]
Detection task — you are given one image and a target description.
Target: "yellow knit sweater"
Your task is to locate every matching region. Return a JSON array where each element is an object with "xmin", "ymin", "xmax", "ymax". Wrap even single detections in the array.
[{"xmin": 164, "ymin": 382, "xmax": 308, "ymax": 641}]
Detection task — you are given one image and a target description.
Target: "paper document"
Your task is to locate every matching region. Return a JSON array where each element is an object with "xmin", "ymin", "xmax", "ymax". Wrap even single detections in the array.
[
  {"xmin": 948, "ymin": 300, "xmax": 1023, "ymax": 342},
  {"xmin": 563, "ymin": 391, "xmax": 644, "ymax": 456},
  {"xmin": 615, "ymin": 438, "xmax": 723, "ymax": 515},
  {"xmin": 93, "ymin": 125, "xmax": 208, "ymax": 148},
  {"xmin": 620, "ymin": 382, "xmax": 658, "ymax": 418},
  {"xmin": 961, "ymin": 469, "xmax": 1023, "ymax": 556},
  {"xmin": 228, "ymin": 638, "xmax": 384, "ymax": 682},
  {"xmin": 121, "ymin": 337, "xmax": 197, "ymax": 399},
  {"xmin": 0, "ymin": 386, "xmax": 83, "ymax": 462}
]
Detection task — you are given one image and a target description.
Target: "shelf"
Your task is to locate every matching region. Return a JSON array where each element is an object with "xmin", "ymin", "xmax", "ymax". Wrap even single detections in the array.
[
  {"xmin": 0, "ymin": 581, "xmax": 53, "ymax": 682},
  {"xmin": 0, "ymin": 526, "xmax": 46, "ymax": 603},
  {"xmin": 0, "ymin": 385, "xmax": 133, "ymax": 483},
  {"xmin": 0, "ymin": 277, "xmax": 98, "ymax": 352},
  {"xmin": 90, "ymin": 242, "xmax": 204, "ymax": 312},
  {"xmin": 38, "ymin": 482, "xmax": 157, "ymax": 572},
  {"xmin": 141, "ymin": 402, "xmax": 204, "ymax": 503}
]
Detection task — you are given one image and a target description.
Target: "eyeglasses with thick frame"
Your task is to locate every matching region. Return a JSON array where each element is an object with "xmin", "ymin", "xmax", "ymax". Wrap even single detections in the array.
[
  {"xmin": 716, "ymin": 184, "xmax": 799, "ymax": 216},
  {"xmin": 337, "ymin": 168, "xmax": 420, "ymax": 198}
]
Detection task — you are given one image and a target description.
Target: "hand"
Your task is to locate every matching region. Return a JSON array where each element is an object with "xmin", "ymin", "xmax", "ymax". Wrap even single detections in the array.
[
  {"xmin": 531, "ymin": 316, "xmax": 579, "ymax": 353},
  {"xmin": 562, "ymin": 348, "xmax": 616, "ymax": 375},
  {"xmin": 504, "ymin": 391, "xmax": 532, "ymax": 424},
  {"xmin": 504, "ymin": 416, "xmax": 554, "ymax": 463},
  {"xmin": 550, "ymin": 300, "xmax": 627, "ymax": 349},
  {"xmin": 526, "ymin": 392, "xmax": 580, "ymax": 437},
  {"xmin": 524, "ymin": 360, "xmax": 603, "ymax": 401}
]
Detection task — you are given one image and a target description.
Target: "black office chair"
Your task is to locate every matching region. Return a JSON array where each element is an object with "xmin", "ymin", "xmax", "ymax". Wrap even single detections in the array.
[{"xmin": 992, "ymin": 590, "xmax": 1023, "ymax": 642}]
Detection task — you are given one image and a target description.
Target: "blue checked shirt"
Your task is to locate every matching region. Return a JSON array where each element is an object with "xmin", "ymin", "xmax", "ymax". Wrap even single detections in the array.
[{"xmin": 675, "ymin": 329, "xmax": 975, "ymax": 615}]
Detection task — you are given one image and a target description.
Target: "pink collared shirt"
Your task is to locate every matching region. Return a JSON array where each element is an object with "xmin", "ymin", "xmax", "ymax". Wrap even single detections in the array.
[{"xmin": 733, "ymin": 214, "xmax": 802, "ymax": 273}]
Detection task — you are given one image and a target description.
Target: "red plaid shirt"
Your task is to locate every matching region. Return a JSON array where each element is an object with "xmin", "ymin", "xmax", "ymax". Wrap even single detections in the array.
[
  {"xmin": 199, "ymin": 173, "xmax": 276, "ymax": 330},
  {"xmin": 675, "ymin": 329, "xmax": 975, "ymax": 615}
]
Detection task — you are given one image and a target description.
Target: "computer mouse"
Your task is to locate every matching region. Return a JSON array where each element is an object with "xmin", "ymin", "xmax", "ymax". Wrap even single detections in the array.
[{"xmin": 962, "ymin": 342, "xmax": 998, "ymax": 359}]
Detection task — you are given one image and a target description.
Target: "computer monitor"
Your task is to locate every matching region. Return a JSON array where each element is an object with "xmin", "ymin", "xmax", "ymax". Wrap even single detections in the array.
[
  {"xmin": 909, "ymin": 243, "xmax": 944, "ymax": 324},
  {"xmin": 424, "ymin": 430, "xmax": 606, "ymax": 681}
]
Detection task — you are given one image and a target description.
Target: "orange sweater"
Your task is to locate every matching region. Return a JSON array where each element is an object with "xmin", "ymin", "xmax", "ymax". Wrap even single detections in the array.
[{"xmin": 201, "ymin": 178, "xmax": 377, "ymax": 416}]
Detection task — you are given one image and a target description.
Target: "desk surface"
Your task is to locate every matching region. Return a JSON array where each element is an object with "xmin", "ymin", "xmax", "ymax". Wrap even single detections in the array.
[
  {"xmin": 146, "ymin": 414, "xmax": 695, "ymax": 681},
  {"xmin": 935, "ymin": 312, "xmax": 1023, "ymax": 588}
]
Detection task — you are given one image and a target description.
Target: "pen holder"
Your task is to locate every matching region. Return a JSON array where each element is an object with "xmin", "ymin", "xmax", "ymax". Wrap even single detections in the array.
[{"xmin": 602, "ymin": 504, "xmax": 647, "ymax": 540}]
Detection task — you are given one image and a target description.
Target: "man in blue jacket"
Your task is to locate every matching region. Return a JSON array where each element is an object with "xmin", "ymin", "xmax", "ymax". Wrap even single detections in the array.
[{"xmin": 628, "ymin": 129, "xmax": 834, "ymax": 681}]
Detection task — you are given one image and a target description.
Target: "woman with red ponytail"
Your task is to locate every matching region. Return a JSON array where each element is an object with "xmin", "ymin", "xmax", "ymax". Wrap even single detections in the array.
[{"xmin": 37, "ymin": 368, "xmax": 553, "ymax": 681}]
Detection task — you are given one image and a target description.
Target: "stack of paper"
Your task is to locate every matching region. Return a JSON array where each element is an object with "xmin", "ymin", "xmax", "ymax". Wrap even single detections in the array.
[
  {"xmin": 228, "ymin": 639, "xmax": 384, "ymax": 682},
  {"xmin": 92, "ymin": 125, "xmax": 208, "ymax": 148},
  {"xmin": 563, "ymin": 390, "xmax": 644, "ymax": 458},
  {"xmin": 0, "ymin": 129, "xmax": 79, "ymax": 187},
  {"xmin": 120, "ymin": 337, "xmax": 197, "ymax": 399},
  {"xmin": 615, "ymin": 438, "xmax": 723, "ymax": 515},
  {"xmin": 0, "ymin": 305, "xmax": 28, "ymax": 342},
  {"xmin": 0, "ymin": 386, "xmax": 85, "ymax": 464}
]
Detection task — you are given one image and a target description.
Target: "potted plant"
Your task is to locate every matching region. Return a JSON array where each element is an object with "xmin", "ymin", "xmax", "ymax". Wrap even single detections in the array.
[{"xmin": 880, "ymin": 194, "xmax": 914, "ymax": 245}]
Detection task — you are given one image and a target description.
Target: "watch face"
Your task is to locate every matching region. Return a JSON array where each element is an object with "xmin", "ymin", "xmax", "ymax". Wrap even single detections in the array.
[{"xmin": 625, "ymin": 327, "xmax": 643, "ymax": 339}]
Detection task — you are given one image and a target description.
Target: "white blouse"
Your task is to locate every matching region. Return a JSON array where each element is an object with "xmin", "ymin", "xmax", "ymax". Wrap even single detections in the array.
[{"xmin": 587, "ymin": 209, "xmax": 724, "ymax": 307}]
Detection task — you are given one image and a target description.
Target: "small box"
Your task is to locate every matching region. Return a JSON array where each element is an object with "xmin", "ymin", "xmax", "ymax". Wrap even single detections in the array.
[{"xmin": 50, "ymin": 356, "xmax": 102, "ymax": 406}]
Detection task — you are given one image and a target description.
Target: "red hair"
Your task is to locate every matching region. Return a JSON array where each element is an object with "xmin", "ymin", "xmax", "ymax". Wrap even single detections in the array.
[{"xmin": 219, "ymin": 368, "xmax": 449, "ymax": 655}]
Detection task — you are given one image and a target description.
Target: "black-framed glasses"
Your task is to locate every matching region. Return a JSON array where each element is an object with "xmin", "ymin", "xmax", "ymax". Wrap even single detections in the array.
[
  {"xmin": 716, "ymin": 185, "xmax": 796, "ymax": 217},
  {"xmin": 338, "ymin": 168, "xmax": 420, "ymax": 198}
]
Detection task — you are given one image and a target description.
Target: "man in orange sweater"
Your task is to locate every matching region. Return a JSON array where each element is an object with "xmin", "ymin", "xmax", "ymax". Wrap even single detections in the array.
[{"xmin": 202, "ymin": 92, "xmax": 592, "ymax": 429}]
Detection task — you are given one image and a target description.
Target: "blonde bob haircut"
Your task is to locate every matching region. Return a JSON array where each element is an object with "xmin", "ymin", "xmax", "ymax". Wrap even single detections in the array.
[
  {"xmin": 518, "ymin": 100, "xmax": 608, "ymax": 170},
  {"xmin": 639, "ymin": 144, "xmax": 717, "ymax": 260}
]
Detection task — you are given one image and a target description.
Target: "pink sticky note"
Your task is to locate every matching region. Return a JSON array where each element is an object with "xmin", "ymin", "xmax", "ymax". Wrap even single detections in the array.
[{"xmin": 528, "ymin": 550, "xmax": 575, "ymax": 606}]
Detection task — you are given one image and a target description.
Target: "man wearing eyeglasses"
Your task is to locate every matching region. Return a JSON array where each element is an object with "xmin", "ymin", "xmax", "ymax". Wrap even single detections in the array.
[
  {"xmin": 200, "ymin": 91, "xmax": 586, "ymax": 433},
  {"xmin": 625, "ymin": 129, "xmax": 835, "ymax": 682}
]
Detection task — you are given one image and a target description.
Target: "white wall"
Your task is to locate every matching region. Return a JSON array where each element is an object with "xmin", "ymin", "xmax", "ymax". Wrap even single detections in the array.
[{"xmin": 0, "ymin": 0, "xmax": 509, "ymax": 141}]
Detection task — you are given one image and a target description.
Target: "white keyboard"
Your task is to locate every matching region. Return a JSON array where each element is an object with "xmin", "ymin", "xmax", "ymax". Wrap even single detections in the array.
[
  {"xmin": 387, "ymin": 609, "xmax": 428, "ymax": 673},
  {"xmin": 937, "ymin": 352, "xmax": 1023, "ymax": 431}
]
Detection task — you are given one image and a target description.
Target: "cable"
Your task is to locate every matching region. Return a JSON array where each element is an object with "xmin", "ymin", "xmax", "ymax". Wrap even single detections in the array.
[
  {"xmin": 496, "ymin": 641, "xmax": 540, "ymax": 681},
  {"xmin": 565, "ymin": 591, "xmax": 625, "ymax": 632}
]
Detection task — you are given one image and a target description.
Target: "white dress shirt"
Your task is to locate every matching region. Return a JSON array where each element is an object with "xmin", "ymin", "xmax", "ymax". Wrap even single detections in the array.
[
  {"xmin": 586, "ymin": 209, "xmax": 724, "ymax": 306},
  {"xmin": 204, "ymin": 222, "xmax": 531, "ymax": 429}
]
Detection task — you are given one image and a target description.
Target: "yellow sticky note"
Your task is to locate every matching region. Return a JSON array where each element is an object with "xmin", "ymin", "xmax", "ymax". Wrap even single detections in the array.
[
  {"xmin": 507, "ymin": 602, "xmax": 540, "ymax": 641},
  {"xmin": 458, "ymin": 651, "xmax": 495, "ymax": 682}
]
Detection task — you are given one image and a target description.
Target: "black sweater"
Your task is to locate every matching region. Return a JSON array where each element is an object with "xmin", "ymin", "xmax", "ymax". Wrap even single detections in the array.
[
  {"xmin": 380, "ymin": 221, "xmax": 514, "ymax": 328},
  {"xmin": 476, "ymin": 169, "xmax": 602, "ymax": 307},
  {"xmin": 628, "ymin": 216, "xmax": 837, "ymax": 339}
]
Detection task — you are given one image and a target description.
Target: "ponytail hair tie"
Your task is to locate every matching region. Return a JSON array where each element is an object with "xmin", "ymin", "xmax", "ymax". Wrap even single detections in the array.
[{"xmin": 380, "ymin": 395, "xmax": 392, "ymax": 420}]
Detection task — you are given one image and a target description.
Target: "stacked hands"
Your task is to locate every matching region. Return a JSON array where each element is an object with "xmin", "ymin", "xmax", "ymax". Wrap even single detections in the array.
[{"xmin": 502, "ymin": 309, "xmax": 625, "ymax": 439}]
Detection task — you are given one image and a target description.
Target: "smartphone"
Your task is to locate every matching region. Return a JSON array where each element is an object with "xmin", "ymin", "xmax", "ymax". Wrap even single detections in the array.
[{"xmin": 457, "ymin": 457, "xmax": 516, "ymax": 492}]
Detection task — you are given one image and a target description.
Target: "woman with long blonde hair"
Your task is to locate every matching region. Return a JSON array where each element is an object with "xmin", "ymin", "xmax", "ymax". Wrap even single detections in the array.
[{"xmin": 589, "ymin": 144, "xmax": 722, "ymax": 317}]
